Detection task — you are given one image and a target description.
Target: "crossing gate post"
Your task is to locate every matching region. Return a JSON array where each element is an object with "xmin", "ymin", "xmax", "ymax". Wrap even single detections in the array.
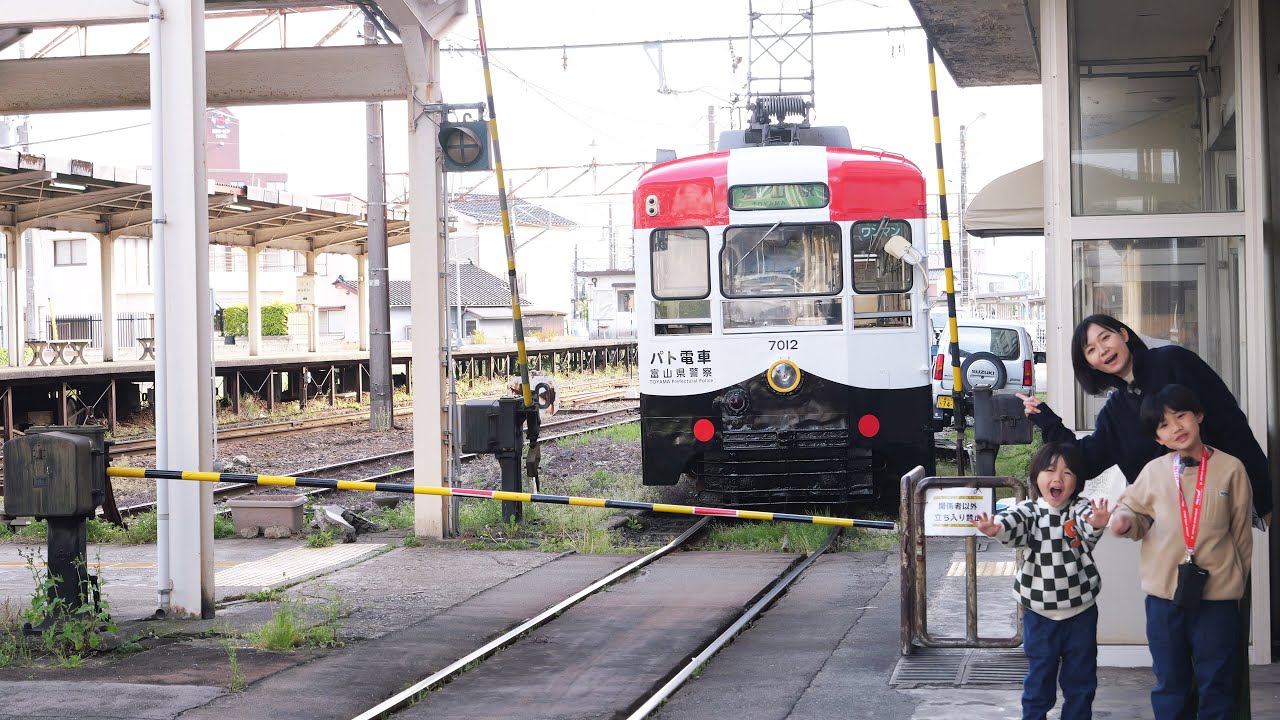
[{"xmin": 900, "ymin": 469, "xmax": 1027, "ymax": 655}]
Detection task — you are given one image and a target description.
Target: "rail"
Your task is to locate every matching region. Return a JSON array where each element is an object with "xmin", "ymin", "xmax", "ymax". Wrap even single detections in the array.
[
  {"xmin": 628, "ymin": 525, "xmax": 843, "ymax": 718},
  {"xmin": 351, "ymin": 516, "xmax": 711, "ymax": 720},
  {"xmin": 898, "ymin": 467, "xmax": 1026, "ymax": 655}
]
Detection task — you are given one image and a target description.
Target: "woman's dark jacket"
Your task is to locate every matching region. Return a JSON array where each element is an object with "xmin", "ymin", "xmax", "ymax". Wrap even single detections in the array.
[{"xmin": 1031, "ymin": 343, "xmax": 1272, "ymax": 517}]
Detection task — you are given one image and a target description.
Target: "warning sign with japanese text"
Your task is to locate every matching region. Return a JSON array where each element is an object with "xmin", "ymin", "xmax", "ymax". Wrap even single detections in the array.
[{"xmin": 922, "ymin": 487, "xmax": 995, "ymax": 537}]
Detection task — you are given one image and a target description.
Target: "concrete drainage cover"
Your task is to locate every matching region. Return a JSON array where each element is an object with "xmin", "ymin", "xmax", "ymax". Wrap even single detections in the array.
[{"xmin": 890, "ymin": 648, "xmax": 1027, "ymax": 688}]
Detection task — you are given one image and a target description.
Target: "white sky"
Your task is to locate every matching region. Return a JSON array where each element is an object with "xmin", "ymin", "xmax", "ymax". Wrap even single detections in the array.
[{"xmin": 4, "ymin": 0, "xmax": 1044, "ymax": 276}]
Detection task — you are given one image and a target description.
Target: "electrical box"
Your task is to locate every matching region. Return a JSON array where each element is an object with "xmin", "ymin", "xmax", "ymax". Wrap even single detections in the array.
[
  {"xmin": 4, "ymin": 431, "xmax": 98, "ymax": 518},
  {"xmin": 973, "ymin": 392, "xmax": 1033, "ymax": 446},
  {"xmin": 460, "ymin": 397, "xmax": 522, "ymax": 454},
  {"xmin": 25, "ymin": 425, "xmax": 108, "ymax": 509}
]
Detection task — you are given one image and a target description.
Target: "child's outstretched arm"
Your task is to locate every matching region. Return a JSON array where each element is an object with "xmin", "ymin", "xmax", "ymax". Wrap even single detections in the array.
[
  {"xmin": 974, "ymin": 513, "xmax": 1001, "ymax": 537},
  {"xmin": 973, "ymin": 502, "xmax": 1034, "ymax": 547}
]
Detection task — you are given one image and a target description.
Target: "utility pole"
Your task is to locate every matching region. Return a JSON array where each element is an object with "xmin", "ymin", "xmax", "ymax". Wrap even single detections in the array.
[
  {"xmin": 707, "ymin": 104, "xmax": 715, "ymax": 152},
  {"xmin": 606, "ymin": 205, "xmax": 615, "ymax": 270},
  {"xmin": 957, "ymin": 112, "xmax": 984, "ymax": 316},
  {"xmin": 365, "ymin": 19, "xmax": 393, "ymax": 431}
]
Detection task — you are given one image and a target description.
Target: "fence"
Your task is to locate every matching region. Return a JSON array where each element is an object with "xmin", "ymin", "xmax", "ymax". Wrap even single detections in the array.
[{"xmin": 35, "ymin": 311, "xmax": 155, "ymax": 349}]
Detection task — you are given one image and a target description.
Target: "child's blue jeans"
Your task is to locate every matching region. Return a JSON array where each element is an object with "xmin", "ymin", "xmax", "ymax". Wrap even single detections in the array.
[
  {"xmin": 1145, "ymin": 595, "xmax": 1240, "ymax": 720},
  {"xmin": 1022, "ymin": 604, "xmax": 1098, "ymax": 720}
]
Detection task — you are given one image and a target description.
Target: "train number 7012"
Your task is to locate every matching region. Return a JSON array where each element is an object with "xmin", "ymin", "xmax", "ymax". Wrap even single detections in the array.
[{"xmin": 768, "ymin": 339, "xmax": 798, "ymax": 351}]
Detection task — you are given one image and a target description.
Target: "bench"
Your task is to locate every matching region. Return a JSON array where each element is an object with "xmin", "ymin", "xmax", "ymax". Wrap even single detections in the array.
[
  {"xmin": 137, "ymin": 337, "xmax": 155, "ymax": 361},
  {"xmin": 24, "ymin": 339, "xmax": 49, "ymax": 366},
  {"xmin": 48, "ymin": 339, "xmax": 90, "ymax": 365}
]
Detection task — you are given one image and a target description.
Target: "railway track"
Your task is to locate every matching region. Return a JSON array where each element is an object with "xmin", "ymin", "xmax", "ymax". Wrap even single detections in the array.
[
  {"xmin": 115, "ymin": 404, "xmax": 639, "ymax": 516},
  {"xmin": 352, "ymin": 518, "xmax": 842, "ymax": 719},
  {"xmin": 105, "ymin": 381, "xmax": 632, "ymax": 459}
]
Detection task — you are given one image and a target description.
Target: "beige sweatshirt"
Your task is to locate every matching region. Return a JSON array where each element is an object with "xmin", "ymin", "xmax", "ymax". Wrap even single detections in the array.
[{"xmin": 1113, "ymin": 448, "xmax": 1253, "ymax": 602}]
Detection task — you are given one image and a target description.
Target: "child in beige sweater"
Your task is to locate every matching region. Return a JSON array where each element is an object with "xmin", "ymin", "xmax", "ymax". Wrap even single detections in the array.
[{"xmin": 1111, "ymin": 384, "xmax": 1252, "ymax": 720}]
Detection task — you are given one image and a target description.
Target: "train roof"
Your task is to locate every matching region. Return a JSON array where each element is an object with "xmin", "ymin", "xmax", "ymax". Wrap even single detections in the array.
[{"xmin": 634, "ymin": 145, "xmax": 926, "ymax": 229}]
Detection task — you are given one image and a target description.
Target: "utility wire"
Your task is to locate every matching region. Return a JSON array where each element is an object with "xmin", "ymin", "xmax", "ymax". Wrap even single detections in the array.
[
  {"xmin": 442, "ymin": 24, "xmax": 921, "ymax": 53},
  {"xmin": 0, "ymin": 122, "xmax": 150, "ymax": 150}
]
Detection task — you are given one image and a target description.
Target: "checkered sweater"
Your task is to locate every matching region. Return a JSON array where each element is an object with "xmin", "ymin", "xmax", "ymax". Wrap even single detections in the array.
[{"xmin": 995, "ymin": 497, "xmax": 1105, "ymax": 614}]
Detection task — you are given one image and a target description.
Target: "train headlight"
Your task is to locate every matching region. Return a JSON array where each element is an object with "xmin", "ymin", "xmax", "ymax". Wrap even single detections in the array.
[{"xmin": 767, "ymin": 359, "xmax": 801, "ymax": 393}]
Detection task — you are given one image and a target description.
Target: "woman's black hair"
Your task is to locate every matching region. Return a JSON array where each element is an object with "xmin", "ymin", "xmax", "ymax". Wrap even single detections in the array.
[
  {"xmin": 1139, "ymin": 384, "xmax": 1205, "ymax": 438},
  {"xmin": 1026, "ymin": 441, "xmax": 1086, "ymax": 502},
  {"xmin": 1070, "ymin": 314, "xmax": 1148, "ymax": 395}
]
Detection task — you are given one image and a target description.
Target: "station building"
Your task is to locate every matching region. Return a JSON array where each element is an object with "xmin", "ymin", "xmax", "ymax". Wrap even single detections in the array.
[{"xmin": 910, "ymin": 0, "xmax": 1279, "ymax": 662}]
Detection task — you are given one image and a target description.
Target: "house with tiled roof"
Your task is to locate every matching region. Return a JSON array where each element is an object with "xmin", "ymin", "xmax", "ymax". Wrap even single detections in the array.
[
  {"xmin": 448, "ymin": 193, "xmax": 587, "ymax": 321},
  {"xmin": 332, "ymin": 261, "xmax": 565, "ymax": 343}
]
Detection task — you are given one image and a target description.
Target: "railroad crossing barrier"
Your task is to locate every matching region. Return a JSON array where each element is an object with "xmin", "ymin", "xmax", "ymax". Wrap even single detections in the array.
[
  {"xmin": 106, "ymin": 467, "xmax": 898, "ymax": 530},
  {"xmin": 899, "ymin": 467, "xmax": 1026, "ymax": 655}
]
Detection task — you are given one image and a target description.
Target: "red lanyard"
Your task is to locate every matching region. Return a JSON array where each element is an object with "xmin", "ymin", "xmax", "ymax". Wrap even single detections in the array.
[{"xmin": 1173, "ymin": 448, "xmax": 1210, "ymax": 561}]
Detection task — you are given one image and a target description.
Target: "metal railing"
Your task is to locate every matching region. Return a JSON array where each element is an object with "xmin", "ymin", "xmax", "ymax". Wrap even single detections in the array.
[
  {"xmin": 899, "ymin": 467, "xmax": 1027, "ymax": 655},
  {"xmin": 34, "ymin": 312, "xmax": 155, "ymax": 347}
]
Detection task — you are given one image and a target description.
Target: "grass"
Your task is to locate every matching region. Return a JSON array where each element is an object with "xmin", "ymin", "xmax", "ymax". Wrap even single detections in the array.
[
  {"xmin": 458, "ymin": 466, "xmax": 658, "ymax": 554},
  {"xmin": 249, "ymin": 593, "xmax": 344, "ymax": 652},
  {"xmin": 367, "ymin": 502, "xmax": 414, "ymax": 530},
  {"xmin": 553, "ymin": 421, "xmax": 641, "ymax": 448},
  {"xmin": 305, "ymin": 529, "xmax": 336, "ymax": 548},
  {"xmin": 702, "ymin": 521, "xmax": 834, "ymax": 553}
]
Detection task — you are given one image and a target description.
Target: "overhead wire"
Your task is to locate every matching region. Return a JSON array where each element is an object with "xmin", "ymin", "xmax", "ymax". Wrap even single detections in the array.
[{"xmin": 0, "ymin": 122, "xmax": 151, "ymax": 150}]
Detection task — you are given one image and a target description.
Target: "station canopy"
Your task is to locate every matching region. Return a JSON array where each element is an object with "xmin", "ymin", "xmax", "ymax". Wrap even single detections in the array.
[{"xmin": 0, "ymin": 148, "xmax": 408, "ymax": 256}]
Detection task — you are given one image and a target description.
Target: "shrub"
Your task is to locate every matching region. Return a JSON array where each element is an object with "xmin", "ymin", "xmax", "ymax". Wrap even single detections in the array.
[
  {"xmin": 261, "ymin": 301, "xmax": 294, "ymax": 336},
  {"xmin": 223, "ymin": 306, "xmax": 249, "ymax": 337},
  {"xmin": 220, "ymin": 302, "xmax": 295, "ymax": 337}
]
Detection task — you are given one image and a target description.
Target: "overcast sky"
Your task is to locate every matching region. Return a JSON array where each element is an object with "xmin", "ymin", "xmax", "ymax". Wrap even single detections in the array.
[{"xmin": 3, "ymin": 0, "xmax": 1044, "ymax": 274}]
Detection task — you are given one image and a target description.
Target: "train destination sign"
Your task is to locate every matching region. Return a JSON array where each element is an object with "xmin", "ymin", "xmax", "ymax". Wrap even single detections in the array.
[
  {"xmin": 923, "ymin": 487, "xmax": 995, "ymax": 537},
  {"xmin": 730, "ymin": 183, "xmax": 829, "ymax": 210}
]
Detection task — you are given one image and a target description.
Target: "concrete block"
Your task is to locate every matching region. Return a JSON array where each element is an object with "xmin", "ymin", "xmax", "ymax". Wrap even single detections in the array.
[{"xmin": 227, "ymin": 494, "xmax": 306, "ymax": 534}]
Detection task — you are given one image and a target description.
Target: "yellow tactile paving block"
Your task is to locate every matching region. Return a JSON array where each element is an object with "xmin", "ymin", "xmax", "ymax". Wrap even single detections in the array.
[
  {"xmin": 945, "ymin": 561, "xmax": 1016, "ymax": 577},
  {"xmin": 0, "ymin": 561, "xmax": 240, "ymax": 569},
  {"xmin": 214, "ymin": 543, "xmax": 385, "ymax": 588}
]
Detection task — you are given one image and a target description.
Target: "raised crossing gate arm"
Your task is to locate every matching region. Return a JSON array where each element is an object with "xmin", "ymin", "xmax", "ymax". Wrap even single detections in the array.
[{"xmin": 899, "ymin": 468, "xmax": 1027, "ymax": 655}]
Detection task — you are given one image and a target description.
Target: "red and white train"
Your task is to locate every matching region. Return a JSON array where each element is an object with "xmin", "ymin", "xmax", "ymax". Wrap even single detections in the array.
[{"xmin": 633, "ymin": 137, "xmax": 935, "ymax": 509}]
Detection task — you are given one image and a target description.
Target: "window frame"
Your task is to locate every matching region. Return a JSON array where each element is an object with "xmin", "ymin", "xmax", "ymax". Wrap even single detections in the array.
[
  {"xmin": 849, "ymin": 219, "xmax": 914, "ymax": 295},
  {"xmin": 718, "ymin": 222, "xmax": 843, "ymax": 299},
  {"xmin": 53, "ymin": 238, "xmax": 87, "ymax": 267},
  {"xmin": 649, "ymin": 227, "xmax": 711, "ymax": 301}
]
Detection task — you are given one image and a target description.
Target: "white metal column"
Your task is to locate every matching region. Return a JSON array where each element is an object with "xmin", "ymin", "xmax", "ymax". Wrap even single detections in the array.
[
  {"xmin": 404, "ymin": 28, "xmax": 448, "ymax": 539},
  {"xmin": 246, "ymin": 245, "xmax": 260, "ymax": 356},
  {"xmin": 98, "ymin": 234, "xmax": 115, "ymax": 362},
  {"xmin": 4, "ymin": 229, "xmax": 18, "ymax": 367},
  {"xmin": 306, "ymin": 250, "xmax": 318, "ymax": 353},
  {"xmin": 1235, "ymin": 0, "xmax": 1272, "ymax": 664},
  {"xmin": 357, "ymin": 251, "xmax": 368, "ymax": 351},
  {"xmin": 155, "ymin": 0, "xmax": 214, "ymax": 619}
]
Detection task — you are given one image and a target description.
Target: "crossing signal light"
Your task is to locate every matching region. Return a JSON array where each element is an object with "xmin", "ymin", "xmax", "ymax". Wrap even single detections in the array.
[{"xmin": 439, "ymin": 121, "xmax": 492, "ymax": 172}]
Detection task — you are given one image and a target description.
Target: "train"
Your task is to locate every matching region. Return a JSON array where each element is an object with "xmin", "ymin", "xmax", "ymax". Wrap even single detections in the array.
[{"xmin": 633, "ymin": 128, "xmax": 936, "ymax": 510}]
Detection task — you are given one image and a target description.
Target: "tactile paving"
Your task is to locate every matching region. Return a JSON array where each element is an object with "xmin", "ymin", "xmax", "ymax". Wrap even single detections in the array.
[{"xmin": 214, "ymin": 543, "xmax": 385, "ymax": 588}]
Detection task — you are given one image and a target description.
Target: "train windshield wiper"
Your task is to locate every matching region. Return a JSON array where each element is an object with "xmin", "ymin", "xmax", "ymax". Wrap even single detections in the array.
[{"xmin": 734, "ymin": 222, "xmax": 782, "ymax": 270}]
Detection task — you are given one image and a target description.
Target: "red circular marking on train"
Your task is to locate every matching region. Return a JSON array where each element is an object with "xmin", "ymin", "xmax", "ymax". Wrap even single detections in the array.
[
  {"xmin": 693, "ymin": 419, "xmax": 715, "ymax": 442},
  {"xmin": 857, "ymin": 414, "xmax": 881, "ymax": 437}
]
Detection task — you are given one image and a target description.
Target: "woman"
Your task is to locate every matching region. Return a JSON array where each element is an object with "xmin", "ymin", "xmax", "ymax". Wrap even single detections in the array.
[{"xmin": 1016, "ymin": 314, "xmax": 1272, "ymax": 524}]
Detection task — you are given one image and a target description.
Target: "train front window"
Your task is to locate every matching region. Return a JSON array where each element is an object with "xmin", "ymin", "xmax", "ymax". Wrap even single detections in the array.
[
  {"xmin": 651, "ymin": 228, "xmax": 710, "ymax": 299},
  {"xmin": 720, "ymin": 223, "xmax": 842, "ymax": 298},
  {"xmin": 851, "ymin": 219, "xmax": 913, "ymax": 329}
]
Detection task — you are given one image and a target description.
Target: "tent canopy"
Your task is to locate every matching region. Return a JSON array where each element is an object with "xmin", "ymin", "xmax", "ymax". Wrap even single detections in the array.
[{"xmin": 964, "ymin": 161, "xmax": 1044, "ymax": 237}]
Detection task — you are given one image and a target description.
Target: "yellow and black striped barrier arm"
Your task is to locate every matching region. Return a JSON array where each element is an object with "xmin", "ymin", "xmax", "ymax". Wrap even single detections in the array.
[
  {"xmin": 474, "ymin": 0, "xmax": 533, "ymax": 410},
  {"xmin": 927, "ymin": 43, "xmax": 967, "ymax": 465},
  {"xmin": 106, "ymin": 467, "xmax": 896, "ymax": 531}
]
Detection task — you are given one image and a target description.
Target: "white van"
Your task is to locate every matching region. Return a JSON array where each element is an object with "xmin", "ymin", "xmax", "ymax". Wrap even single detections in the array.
[{"xmin": 931, "ymin": 320, "xmax": 1043, "ymax": 430}]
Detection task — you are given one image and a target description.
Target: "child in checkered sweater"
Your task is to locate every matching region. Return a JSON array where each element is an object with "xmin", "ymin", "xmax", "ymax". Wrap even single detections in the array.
[{"xmin": 974, "ymin": 441, "xmax": 1113, "ymax": 720}]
